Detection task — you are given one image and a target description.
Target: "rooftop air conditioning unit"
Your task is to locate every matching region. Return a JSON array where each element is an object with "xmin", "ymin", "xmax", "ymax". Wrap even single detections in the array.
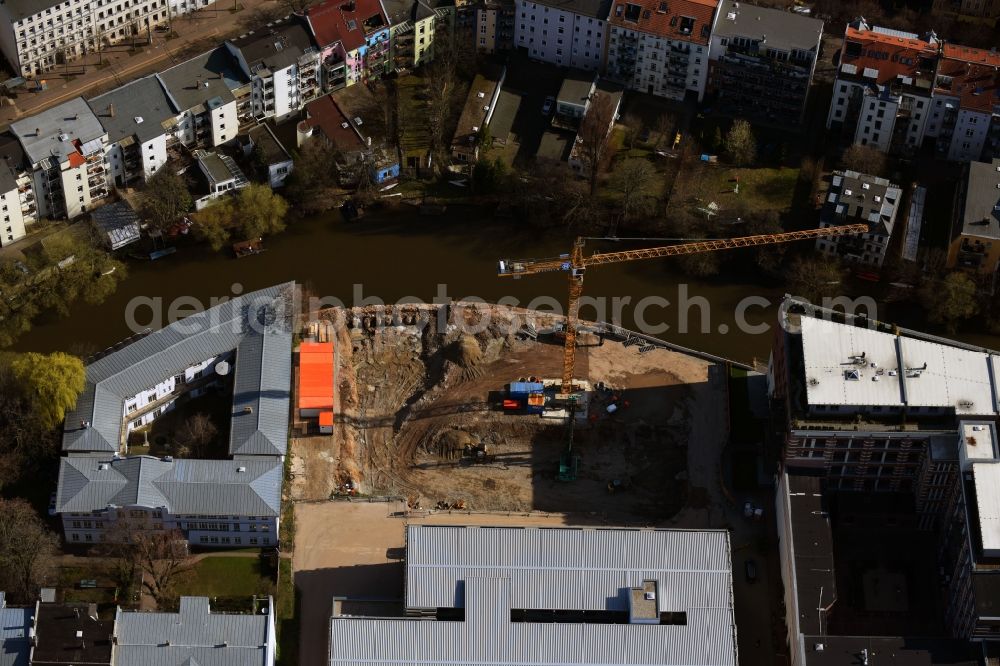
[{"xmin": 237, "ymin": 466, "xmax": 247, "ymax": 473}]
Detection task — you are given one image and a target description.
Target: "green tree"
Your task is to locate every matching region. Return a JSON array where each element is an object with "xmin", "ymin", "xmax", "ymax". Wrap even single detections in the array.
[
  {"xmin": 609, "ymin": 158, "xmax": 656, "ymax": 223},
  {"xmin": 237, "ymin": 184, "xmax": 288, "ymax": 240},
  {"xmin": 6, "ymin": 351, "xmax": 85, "ymax": 431},
  {"xmin": 141, "ymin": 168, "xmax": 192, "ymax": 232},
  {"xmin": 724, "ymin": 119, "xmax": 757, "ymax": 167},
  {"xmin": 922, "ymin": 272, "xmax": 979, "ymax": 334},
  {"xmin": 193, "ymin": 198, "xmax": 235, "ymax": 251}
]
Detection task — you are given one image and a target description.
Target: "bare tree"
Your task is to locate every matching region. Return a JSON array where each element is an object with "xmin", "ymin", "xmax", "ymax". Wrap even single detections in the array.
[
  {"xmin": 622, "ymin": 113, "xmax": 644, "ymax": 150},
  {"xmin": 609, "ymin": 158, "xmax": 656, "ymax": 223},
  {"xmin": 653, "ymin": 112, "xmax": 675, "ymax": 149},
  {"xmin": 841, "ymin": 143, "xmax": 888, "ymax": 176},
  {"xmin": 0, "ymin": 499, "xmax": 58, "ymax": 603},
  {"xmin": 577, "ymin": 92, "xmax": 617, "ymax": 195},
  {"xmin": 174, "ymin": 413, "xmax": 217, "ymax": 458},
  {"xmin": 104, "ymin": 518, "xmax": 190, "ymax": 607}
]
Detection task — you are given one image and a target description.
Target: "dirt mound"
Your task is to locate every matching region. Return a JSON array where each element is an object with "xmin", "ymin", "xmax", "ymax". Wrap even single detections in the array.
[{"xmin": 452, "ymin": 335, "xmax": 482, "ymax": 368}]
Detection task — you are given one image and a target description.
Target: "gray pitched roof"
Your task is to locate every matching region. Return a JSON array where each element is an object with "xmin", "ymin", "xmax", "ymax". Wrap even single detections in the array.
[
  {"xmin": 56, "ymin": 455, "xmax": 282, "ymax": 516},
  {"xmin": 231, "ymin": 18, "xmax": 315, "ymax": 72},
  {"xmin": 0, "ymin": 595, "xmax": 31, "ymax": 666},
  {"xmin": 115, "ymin": 597, "xmax": 274, "ymax": 666},
  {"xmin": 10, "ymin": 98, "xmax": 106, "ymax": 166},
  {"xmin": 62, "ymin": 282, "xmax": 294, "ymax": 456},
  {"xmin": 823, "ymin": 170, "xmax": 901, "ymax": 237},
  {"xmin": 88, "ymin": 76, "xmax": 179, "ymax": 145},
  {"xmin": 157, "ymin": 48, "xmax": 245, "ymax": 113},
  {"xmin": 959, "ymin": 158, "xmax": 1000, "ymax": 241}
]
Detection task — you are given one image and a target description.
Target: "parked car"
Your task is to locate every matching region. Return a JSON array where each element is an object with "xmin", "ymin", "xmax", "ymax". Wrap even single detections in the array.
[
  {"xmin": 542, "ymin": 96, "xmax": 554, "ymax": 115},
  {"xmin": 744, "ymin": 559, "xmax": 758, "ymax": 583}
]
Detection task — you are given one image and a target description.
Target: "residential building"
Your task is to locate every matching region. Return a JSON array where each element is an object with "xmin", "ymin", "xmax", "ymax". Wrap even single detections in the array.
[
  {"xmin": 305, "ymin": 0, "xmax": 391, "ymax": 90},
  {"xmin": 157, "ymin": 47, "xmax": 244, "ymax": 150},
  {"xmin": 0, "ymin": 0, "xmax": 208, "ymax": 79},
  {"xmin": 384, "ymin": 0, "xmax": 455, "ymax": 69},
  {"xmin": 55, "ymin": 282, "xmax": 293, "ymax": 548},
  {"xmin": 554, "ymin": 68, "xmax": 597, "ymax": 128},
  {"xmin": 90, "ymin": 200, "xmax": 140, "ymax": 250},
  {"xmin": 815, "ymin": 170, "xmax": 902, "ymax": 268},
  {"xmin": 32, "ymin": 601, "xmax": 114, "ymax": 666},
  {"xmin": 303, "ymin": 94, "xmax": 366, "ymax": 156},
  {"xmin": 226, "ymin": 16, "xmax": 321, "ymax": 123},
  {"xmin": 243, "ymin": 123, "xmax": 294, "ymax": 188},
  {"xmin": 0, "ymin": 592, "xmax": 31, "ymax": 666},
  {"xmin": 707, "ymin": 0, "xmax": 823, "ymax": 125},
  {"xmin": 329, "ymin": 524, "xmax": 739, "ymax": 666},
  {"xmin": 568, "ymin": 79, "xmax": 622, "ymax": 173},
  {"xmin": 0, "ymin": 133, "xmax": 38, "ymax": 242},
  {"xmin": 932, "ymin": 0, "xmax": 1000, "ymax": 21},
  {"xmin": 474, "ymin": 0, "xmax": 515, "ymax": 53},
  {"xmin": 193, "ymin": 149, "xmax": 249, "ymax": 209},
  {"xmin": 826, "ymin": 19, "xmax": 938, "ymax": 154},
  {"xmin": 514, "ymin": 0, "xmax": 611, "ymax": 71},
  {"xmin": 947, "ymin": 158, "xmax": 1000, "ymax": 274},
  {"xmin": 928, "ymin": 44, "xmax": 1000, "ymax": 163},
  {"xmin": 10, "ymin": 97, "xmax": 109, "ymax": 220},
  {"xmin": 451, "ymin": 64, "xmax": 505, "ymax": 162},
  {"xmin": 606, "ymin": 0, "xmax": 719, "ymax": 101},
  {"xmin": 115, "ymin": 596, "xmax": 276, "ymax": 666},
  {"xmin": 88, "ymin": 75, "xmax": 175, "ymax": 188}
]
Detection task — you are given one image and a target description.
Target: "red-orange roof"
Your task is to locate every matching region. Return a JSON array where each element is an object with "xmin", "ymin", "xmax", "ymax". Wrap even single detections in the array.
[
  {"xmin": 305, "ymin": 96, "xmax": 366, "ymax": 153},
  {"xmin": 319, "ymin": 411, "xmax": 334, "ymax": 427},
  {"xmin": 840, "ymin": 25, "xmax": 938, "ymax": 86},
  {"xmin": 936, "ymin": 45, "xmax": 1000, "ymax": 114},
  {"xmin": 306, "ymin": 0, "xmax": 387, "ymax": 52},
  {"xmin": 608, "ymin": 0, "xmax": 718, "ymax": 45},
  {"xmin": 67, "ymin": 151, "xmax": 86, "ymax": 168},
  {"xmin": 299, "ymin": 342, "xmax": 334, "ymax": 411}
]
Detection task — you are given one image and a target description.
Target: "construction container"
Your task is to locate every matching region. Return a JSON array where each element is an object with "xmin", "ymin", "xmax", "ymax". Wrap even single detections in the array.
[
  {"xmin": 509, "ymin": 381, "xmax": 544, "ymax": 398},
  {"xmin": 318, "ymin": 411, "xmax": 334, "ymax": 434},
  {"xmin": 526, "ymin": 393, "xmax": 545, "ymax": 415},
  {"xmin": 502, "ymin": 399, "xmax": 522, "ymax": 411}
]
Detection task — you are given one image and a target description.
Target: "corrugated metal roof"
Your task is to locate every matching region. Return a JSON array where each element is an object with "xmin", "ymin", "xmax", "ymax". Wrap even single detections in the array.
[
  {"xmin": 56, "ymin": 456, "xmax": 282, "ymax": 516},
  {"xmin": 329, "ymin": 525, "xmax": 737, "ymax": 666},
  {"xmin": 0, "ymin": 596, "xmax": 31, "ymax": 666},
  {"xmin": 62, "ymin": 283, "xmax": 294, "ymax": 455},
  {"xmin": 116, "ymin": 596, "xmax": 273, "ymax": 666}
]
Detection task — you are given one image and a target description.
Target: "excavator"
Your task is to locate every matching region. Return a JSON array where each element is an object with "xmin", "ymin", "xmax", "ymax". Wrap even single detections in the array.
[{"xmin": 497, "ymin": 223, "xmax": 869, "ymax": 480}]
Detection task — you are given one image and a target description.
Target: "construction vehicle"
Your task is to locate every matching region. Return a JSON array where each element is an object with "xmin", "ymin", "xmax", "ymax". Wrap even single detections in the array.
[{"xmin": 498, "ymin": 224, "xmax": 869, "ymax": 395}]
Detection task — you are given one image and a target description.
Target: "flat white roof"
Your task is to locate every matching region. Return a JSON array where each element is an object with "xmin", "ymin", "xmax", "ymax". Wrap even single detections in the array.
[
  {"xmin": 800, "ymin": 316, "xmax": 998, "ymax": 415},
  {"xmin": 801, "ymin": 317, "xmax": 903, "ymax": 406},
  {"xmin": 972, "ymin": 463, "xmax": 1000, "ymax": 557},
  {"xmin": 899, "ymin": 337, "xmax": 993, "ymax": 414}
]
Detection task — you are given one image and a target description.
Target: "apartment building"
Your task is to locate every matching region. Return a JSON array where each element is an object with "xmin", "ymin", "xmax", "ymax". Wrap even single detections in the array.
[
  {"xmin": 157, "ymin": 47, "xmax": 243, "ymax": 149},
  {"xmin": 827, "ymin": 20, "xmax": 938, "ymax": 154},
  {"xmin": 329, "ymin": 524, "xmax": 739, "ymax": 666},
  {"xmin": 226, "ymin": 16, "xmax": 321, "ymax": 123},
  {"xmin": 514, "ymin": 0, "xmax": 611, "ymax": 71},
  {"xmin": 707, "ymin": 0, "xmax": 823, "ymax": 125},
  {"xmin": 306, "ymin": 0, "xmax": 391, "ymax": 90},
  {"xmin": 606, "ymin": 0, "xmax": 719, "ymax": 102},
  {"xmin": 947, "ymin": 158, "xmax": 1000, "ymax": 274},
  {"xmin": 0, "ymin": 134, "xmax": 37, "ymax": 246},
  {"xmin": 0, "ymin": 0, "xmax": 210, "ymax": 79},
  {"xmin": 55, "ymin": 282, "xmax": 293, "ymax": 548},
  {"xmin": 476, "ymin": 0, "xmax": 515, "ymax": 53},
  {"xmin": 815, "ymin": 169, "xmax": 902, "ymax": 268},
  {"xmin": 10, "ymin": 97, "xmax": 110, "ymax": 220},
  {"xmin": 929, "ymin": 44, "xmax": 1000, "ymax": 163},
  {"xmin": 87, "ymin": 75, "xmax": 174, "ymax": 188},
  {"xmin": 384, "ymin": 0, "xmax": 455, "ymax": 69}
]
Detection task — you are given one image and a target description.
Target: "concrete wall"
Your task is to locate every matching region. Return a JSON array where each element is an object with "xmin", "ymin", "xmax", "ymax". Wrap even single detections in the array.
[{"xmin": 0, "ymin": 185, "xmax": 28, "ymax": 246}]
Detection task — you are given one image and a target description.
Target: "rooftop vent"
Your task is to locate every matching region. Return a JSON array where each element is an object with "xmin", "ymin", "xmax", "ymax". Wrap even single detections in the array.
[
  {"xmin": 75, "ymin": 631, "xmax": 83, "ymax": 639},
  {"xmin": 477, "ymin": 91, "xmax": 485, "ymax": 98},
  {"xmin": 98, "ymin": 463, "xmax": 109, "ymax": 471},
  {"xmin": 134, "ymin": 116, "xmax": 143, "ymax": 124},
  {"xmin": 815, "ymin": 644, "xmax": 825, "ymax": 652},
  {"xmin": 354, "ymin": 117, "xmax": 363, "ymax": 125},
  {"xmin": 862, "ymin": 182, "xmax": 870, "ymax": 189},
  {"xmin": 58, "ymin": 133, "xmax": 69, "ymax": 142},
  {"xmin": 237, "ymin": 466, "xmax": 247, "ymax": 473},
  {"xmin": 341, "ymin": 122, "xmax": 349, "ymax": 129},
  {"xmin": 243, "ymin": 406, "xmax": 254, "ymax": 414}
]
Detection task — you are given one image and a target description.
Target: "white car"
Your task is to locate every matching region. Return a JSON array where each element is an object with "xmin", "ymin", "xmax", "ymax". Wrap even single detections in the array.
[{"xmin": 542, "ymin": 96, "xmax": 554, "ymax": 115}]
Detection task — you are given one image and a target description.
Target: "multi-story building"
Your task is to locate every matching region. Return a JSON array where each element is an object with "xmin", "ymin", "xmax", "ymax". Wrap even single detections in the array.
[
  {"xmin": 815, "ymin": 169, "xmax": 902, "ymax": 268},
  {"xmin": 306, "ymin": 0, "xmax": 391, "ymax": 89},
  {"xmin": 0, "ymin": 133, "xmax": 37, "ymax": 246},
  {"xmin": 932, "ymin": 0, "xmax": 1000, "ymax": 21},
  {"xmin": 226, "ymin": 16, "xmax": 321, "ymax": 123},
  {"xmin": 476, "ymin": 0, "xmax": 515, "ymax": 53},
  {"xmin": 928, "ymin": 44, "xmax": 1000, "ymax": 163},
  {"xmin": 329, "ymin": 524, "xmax": 739, "ymax": 666},
  {"xmin": 0, "ymin": 0, "xmax": 211, "ymax": 78},
  {"xmin": 514, "ymin": 0, "xmax": 610, "ymax": 70},
  {"xmin": 55, "ymin": 282, "xmax": 293, "ymax": 548},
  {"xmin": 385, "ymin": 0, "xmax": 454, "ymax": 69},
  {"xmin": 826, "ymin": 20, "xmax": 939, "ymax": 154},
  {"xmin": 157, "ymin": 47, "xmax": 244, "ymax": 149},
  {"xmin": 707, "ymin": 0, "xmax": 823, "ymax": 125},
  {"xmin": 10, "ymin": 97, "xmax": 109, "ymax": 220},
  {"xmin": 87, "ymin": 75, "xmax": 174, "ymax": 188},
  {"xmin": 606, "ymin": 0, "xmax": 719, "ymax": 102},
  {"xmin": 947, "ymin": 158, "xmax": 1000, "ymax": 275}
]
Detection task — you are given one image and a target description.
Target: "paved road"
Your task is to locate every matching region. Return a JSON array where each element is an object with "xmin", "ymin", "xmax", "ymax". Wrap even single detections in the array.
[{"xmin": 0, "ymin": 0, "xmax": 284, "ymax": 130}]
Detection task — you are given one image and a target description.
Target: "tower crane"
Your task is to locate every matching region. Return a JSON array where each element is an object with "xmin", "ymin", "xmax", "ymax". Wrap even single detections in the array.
[{"xmin": 498, "ymin": 224, "xmax": 869, "ymax": 395}]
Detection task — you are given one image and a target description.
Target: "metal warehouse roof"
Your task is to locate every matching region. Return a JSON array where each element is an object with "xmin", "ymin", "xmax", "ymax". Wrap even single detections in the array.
[
  {"xmin": 800, "ymin": 315, "xmax": 998, "ymax": 415},
  {"xmin": 329, "ymin": 525, "xmax": 737, "ymax": 666},
  {"xmin": 56, "ymin": 455, "xmax": 282, "ymax": 516},
  {"xmin": 61, "ymin": 282, "xmax": 293, "ymax": 456},
  {"xmin": 115, "ymin": 596, "xmax": 274, "ymax": 666},
  {"xmin": 0, "ymin": 593, "xmax": 30, "ymax": 666}
]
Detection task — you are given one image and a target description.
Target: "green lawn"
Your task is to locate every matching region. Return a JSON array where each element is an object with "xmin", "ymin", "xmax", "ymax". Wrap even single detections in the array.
[
  {"xmin": 57, "ymin": 566, "xmax": 121, "ymax": 610},
  {"xmin": 672, "ymin": 163, "xmax": 799, "ymax": 216},
  {"xmin": 174, "ymin": 557, "xmax": 274, "ymax": 599}
]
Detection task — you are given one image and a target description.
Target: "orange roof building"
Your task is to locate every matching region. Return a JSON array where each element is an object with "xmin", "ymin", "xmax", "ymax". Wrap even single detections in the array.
[
  {"xmin": 929, "ymin": 45, "xmax": 1000, "ymax": 162},
  {"xmin": 298, "ymin": 342, "xmax": 335, "ymax": 419},
  {"xmin": 605, "ymin": 0, "xmax": 719, "ymax": 102}
]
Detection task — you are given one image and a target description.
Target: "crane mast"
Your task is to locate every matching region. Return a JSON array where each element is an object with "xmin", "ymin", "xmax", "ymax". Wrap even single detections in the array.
[{"xmin": 498, "ymin": 223, "xmax": 869, "ymax": 394}]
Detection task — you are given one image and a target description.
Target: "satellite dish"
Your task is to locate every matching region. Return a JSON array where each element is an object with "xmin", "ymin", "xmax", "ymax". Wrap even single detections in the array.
[{"xmin": 215, "ymin": 361, "xmax": 230, "ymax": 376}]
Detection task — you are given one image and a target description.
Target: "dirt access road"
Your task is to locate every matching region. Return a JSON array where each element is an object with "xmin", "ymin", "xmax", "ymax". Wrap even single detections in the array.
[{"xmin": 293, "ymin": 501, "xmax": 575, "ymax": 666}]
